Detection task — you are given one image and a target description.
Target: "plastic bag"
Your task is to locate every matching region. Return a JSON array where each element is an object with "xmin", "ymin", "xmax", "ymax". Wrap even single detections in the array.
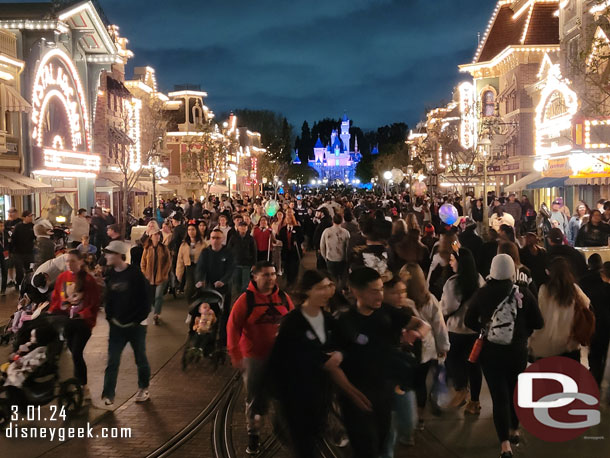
[{"xmin": 430, "ymin": 361, "xmax": 450, "ymax": 411}]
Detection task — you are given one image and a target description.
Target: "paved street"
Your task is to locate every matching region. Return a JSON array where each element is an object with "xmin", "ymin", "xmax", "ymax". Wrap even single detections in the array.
[{"xmin": 1, "ymin": 254, "xmax": 608, "ymax": 457}]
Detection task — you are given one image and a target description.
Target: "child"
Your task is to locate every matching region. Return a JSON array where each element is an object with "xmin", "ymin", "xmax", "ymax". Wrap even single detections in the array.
[
  {"xmin": 192, "ymin": 302, "xmax": 217, "ymax": 356},
  {"xmin": 77, "ymin": 235, "xmax": 97, "ymax": 256}
]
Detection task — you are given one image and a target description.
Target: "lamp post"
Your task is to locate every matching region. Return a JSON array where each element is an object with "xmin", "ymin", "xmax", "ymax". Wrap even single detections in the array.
[
  {"xmin": 383, "ymin": 170, "xmax": 392, "ymax": 197},
  {"xmin": 478, "ymin": 136, "xmax": 492, "ymax": 232},
  {"xmin": 406, "ymin": 164, "xmax": 414, "ymax": 201}
]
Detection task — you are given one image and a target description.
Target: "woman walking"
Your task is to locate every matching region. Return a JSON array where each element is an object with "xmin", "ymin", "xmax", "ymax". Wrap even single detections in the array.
[
  {"xmin": 140, "ymin": 227, "xmax": 172, "ymax": 325},
  {"xmin": 49, "ymin": 250, "xmax": 100, "ymax": 399},
  {"xmin": 278, "ymin": 212, "xmax": 304, "ymax": 284},
  {"xmin": 440, "ymin": 247, "xmax": 485, "ymax": 413},
  {"xmin": 401, "ymin": 263, "xmax": 449, "ymax": 429},
  {"xmin": 176, "ymin": 222, "xmax": 206, "ymax": 302},
  {"xmin": 465, "ymin": 254, "xmax": 543, "ymax": 458},
  {"xmin": 529, "ymin": 257, "xmax": 591, "ymax": 361}
]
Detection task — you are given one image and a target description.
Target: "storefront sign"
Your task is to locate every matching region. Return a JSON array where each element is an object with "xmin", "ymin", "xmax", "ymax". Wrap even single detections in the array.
[
  {"xmin": 544, "ymin": 157, "xmax": 572, "ymax": 177},
  {"xmin": 30, "ymin": 48, "xmax": 100, "ymax": 177},
  {"xmin": 459, "ymin": 82, "xmax": 476, "ymax": 150}
]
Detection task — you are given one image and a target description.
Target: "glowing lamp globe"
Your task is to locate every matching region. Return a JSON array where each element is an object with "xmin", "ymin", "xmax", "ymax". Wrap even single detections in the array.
[
  {"xmin": 265, "ymin": 200, "xmax": 279, "ymax": 217},
  {"xmin": 439, "ymin": 203, "xmax": 459, "ymax": 225},
  {"xmin": 412, "ymin": 181, "xmax": 427, "ymax": 196}
]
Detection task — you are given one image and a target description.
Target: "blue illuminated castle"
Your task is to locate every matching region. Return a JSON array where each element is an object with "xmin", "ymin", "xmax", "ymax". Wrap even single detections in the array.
[{"xmin": 306, "ymin": 113, "xmax": 361, "ymax": 182}]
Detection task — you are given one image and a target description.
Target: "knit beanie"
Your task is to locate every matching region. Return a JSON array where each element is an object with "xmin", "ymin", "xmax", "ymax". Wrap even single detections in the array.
[{"xmin": 489, "ymin": 254, "xmax": 515, "ymax": 281}]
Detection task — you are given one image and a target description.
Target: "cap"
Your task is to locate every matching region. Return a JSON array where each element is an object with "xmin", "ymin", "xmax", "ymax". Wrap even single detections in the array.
[
  {"xmin": 104, "ymin": 240, "xmax": 129, "ymax": 255},
  {"xmin": 489, "ymin": 254, "xmax": 515, "ymax": 281},
  {"xmin": 32, "ymin": 272, "xmax": 48, "ymax": 293}
]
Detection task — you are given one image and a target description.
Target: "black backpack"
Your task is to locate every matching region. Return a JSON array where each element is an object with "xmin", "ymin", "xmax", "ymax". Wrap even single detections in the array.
[{"xmin": 244, "ymin": 289, "xmax": 290, "ymax": 320}]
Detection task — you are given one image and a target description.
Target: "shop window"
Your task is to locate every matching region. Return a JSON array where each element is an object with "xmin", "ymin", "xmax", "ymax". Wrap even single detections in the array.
[{"xmin": 482, "ymin": 90, "xmax": 495, "ymax": 117}]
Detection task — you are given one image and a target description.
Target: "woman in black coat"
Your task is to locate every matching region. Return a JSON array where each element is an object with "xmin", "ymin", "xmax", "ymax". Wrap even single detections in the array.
[
  {"xmin": 278, "ymin": 211, "xmax": 304, "ymax": 284},
  {"xmin": 465, "ymin": 254, "xmax": 543, "ymax": 458},
  {"xmin": 267, "ymin": 271, "xmax": 347, "ymax": 458}
]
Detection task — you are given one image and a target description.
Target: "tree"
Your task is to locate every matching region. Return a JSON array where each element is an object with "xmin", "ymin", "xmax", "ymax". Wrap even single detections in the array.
[
  {"xmin": 180, "ymin": 123, "xmax": 237, "ymax": 197},
  {"xmin": 109, "ymin": 96, "xmax": 165, "ymax": 237}
]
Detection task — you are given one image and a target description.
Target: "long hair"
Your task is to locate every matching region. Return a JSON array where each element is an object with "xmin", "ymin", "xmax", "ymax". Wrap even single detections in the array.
[
  {"xmin": 453, "ymin": 247, "xmax": 479, "ymax": 302},
  {"xmin": 67, "ymin": 249, "xmax": 88, "ymax": 292},
  {"xmin": 404, "ymin": 213, "xmax": 420, "ymax": 232},
  {"xmin": 184, "ymin": 223, "xmax": 203, "ymax": 244},
  {"xmin": 498, "ymin": 241, "xmax": 521, "ymax": 267},
  {"xmin": 402, "ymin": 263, "xmax": 430, "ymax": 309},
  {"xmin": 546, "ymin": 257, "xmax": 579, "ymax": 307},
  {"xmin": 438, "ymin": 233, "xmax": 458, "ymax": 265}
]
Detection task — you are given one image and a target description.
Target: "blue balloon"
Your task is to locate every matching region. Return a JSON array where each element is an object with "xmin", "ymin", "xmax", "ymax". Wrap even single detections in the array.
[{"xmin": 439, "ymin": 203, "xmax": 459, "ymax": 225}]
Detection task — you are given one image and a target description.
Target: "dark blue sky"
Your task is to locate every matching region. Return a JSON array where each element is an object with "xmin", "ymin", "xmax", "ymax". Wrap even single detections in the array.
[{"xmin": 106, "ymin": 1, "xmax": 494, "ymax": 129}]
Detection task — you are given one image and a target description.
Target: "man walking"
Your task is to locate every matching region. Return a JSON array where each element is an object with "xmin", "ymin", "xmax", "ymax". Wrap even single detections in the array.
[
  {"xmin": 101, "ymin": 241, "xmax": 152, "ymax": 406},
  {"xmin": 227, "ymin": 261, "xmax": 293, "ymax": 455},
  {"xmin": 228, "ymin": 221, "xmax": 257, "ymax": 296},
  {"xmin": 11, "ymin": 210, "xmax": 35, "ymax": 291},
  {"xmin": 196, "ymin": 228, "xmax": 235, "ymax": 343},
  {"xmin": 320, "ymin": 213, "xmax": 350, "ymax": 290}
]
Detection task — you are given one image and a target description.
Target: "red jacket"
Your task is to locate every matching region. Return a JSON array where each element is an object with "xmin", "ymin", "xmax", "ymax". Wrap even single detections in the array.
[
  {"xmin": 252, "ymin": 226, "xmax": 273, "ymax": 252},
  {"xmin": 49, "ymin": 270, "xmax": 100, "ymax": 329},
  {"xmin": 227, "ymin": 281, "xmax": 293, "ymax": 365}
]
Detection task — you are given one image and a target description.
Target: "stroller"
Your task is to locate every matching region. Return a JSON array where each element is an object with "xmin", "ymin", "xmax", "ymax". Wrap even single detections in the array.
[
  {"xmin": 182, "ymin": 288, "xmax": 225, "ymax": 371},
  {"xmin": 0, "ymin": 294, "xmax": 50, "ymax": 347},
  {"xmin": 0, "ymin": 314, "xmax": 83, "ymax": 429}
]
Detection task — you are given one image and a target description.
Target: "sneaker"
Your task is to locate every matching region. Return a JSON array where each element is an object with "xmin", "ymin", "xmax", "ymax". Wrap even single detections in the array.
[
  {"xmin": 246, "ymin": 434, "xmax": 260, "ymax": 455},
  {"xmin": 416, "ymin": 418, "xmax": 425, "ymax": 431},
  {"xmin": 102, "ymin": 396, "xmax": 114, "ymax": 406},
  {"xmin": 464, "ymin": 400, "xmax": 481, "ymax": 415},
  {"xmin": 135, "ymin": 389, "xmax": 149, "ymax": 402},
  {"xmin": 449, "ymin": 389, "xmax": 469, "ymax": 408}
]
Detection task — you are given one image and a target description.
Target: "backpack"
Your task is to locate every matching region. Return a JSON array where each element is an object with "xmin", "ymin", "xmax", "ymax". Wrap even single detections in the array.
[
  {"xmin": 244, "ymin": 289, "xmax": 289, "ymax": 320},
  {"xmin": 487, "ymin": 285, "xmax": 521, "ymax": 345},
  {"xmin": 570, "ymin": 297, "xmax": 596, "ymax": 346}
]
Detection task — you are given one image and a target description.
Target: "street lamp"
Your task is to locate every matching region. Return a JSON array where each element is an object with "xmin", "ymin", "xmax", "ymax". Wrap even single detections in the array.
[
  {"xmin": 478, "ymin": 135, "xmax": 492, "ymax": 232},
  {"xmin": 406, "ymin": 164, "xmax": 414, "ymax": 201},
  {"xmin": 383, "ymin": 170, "xmax": 392, "ymax": 197}
]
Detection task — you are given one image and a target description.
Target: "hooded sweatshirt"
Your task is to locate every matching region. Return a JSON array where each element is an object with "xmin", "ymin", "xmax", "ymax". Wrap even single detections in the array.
[{"xmin": 227, "ymin": 281, "xmax": 294, "ymax": 364}]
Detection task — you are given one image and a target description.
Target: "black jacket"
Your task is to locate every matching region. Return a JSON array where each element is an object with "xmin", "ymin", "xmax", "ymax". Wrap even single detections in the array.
[
  {"xmin": 196, "ymin": 246, "xmax": 235, "ymax": 286},
  {"xmin": 313, "ymin": 217, "xmax": 332, "ymax": 250},
  {"xmin": 547, "ymin": 244, "xmax": 587, "ymax": 280},
  {"xmin": 228, "ymin": 233, "xmax": 257, "ymax": 266},
  {"xmin": 105, "ymin": 264, "xmax": 150, "ymax": 326},
  {"xmin": 278, "ymin": 225, "xmax": 304, "ymax": 258},
  {"xmin": 575, "ymin": 222, "xmax": 610, "ymax": 247},
  {"xmin": 465, "ymin": 280, "xmax": 544, "ymax": 348},
  {"xmin": 11, "ymin": 222, "xmax": 34, "ymax": 255}
]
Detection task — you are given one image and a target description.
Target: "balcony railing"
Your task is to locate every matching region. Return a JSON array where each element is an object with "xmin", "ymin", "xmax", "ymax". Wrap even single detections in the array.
[{"xmin": 0, "ymin": 30, "xmax": 17, "ymax": 57}]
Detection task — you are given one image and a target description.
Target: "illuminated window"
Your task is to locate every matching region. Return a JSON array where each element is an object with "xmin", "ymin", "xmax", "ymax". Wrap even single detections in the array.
[{"xmin": 482, "ymin": 90, "xmax": 495, "ymax": 117}]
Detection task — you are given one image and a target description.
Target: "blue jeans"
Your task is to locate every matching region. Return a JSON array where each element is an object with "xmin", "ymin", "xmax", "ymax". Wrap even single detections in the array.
[
  {"xmin": 381, "ymin": 389, "xmax": 417, "ymax": 458},
  {"xmin": 149, "ymin": 281, "xmax": 167, "ymax": 315},
  {"xmin": 102, "ymin": 324, "xmax": 151, "ymax": 401},
  {"xmin": 233, "ymin": 265, "xmax": 251, "ymax": 296}
]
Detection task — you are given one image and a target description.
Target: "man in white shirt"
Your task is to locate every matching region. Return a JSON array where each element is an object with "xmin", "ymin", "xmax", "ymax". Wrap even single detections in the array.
[
  {"xmin": 69, "ymin": 209, "xmax": 90, "ymax": 248},
  {"xmin": 320, "ymin": 213, "xmax": 350, "ymax": 290}
]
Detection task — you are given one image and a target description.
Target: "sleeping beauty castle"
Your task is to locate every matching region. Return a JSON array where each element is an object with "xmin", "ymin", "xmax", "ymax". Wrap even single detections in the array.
[{"xmin": 303, "ymin": 113, "xmax": 362, "ymax": 182}]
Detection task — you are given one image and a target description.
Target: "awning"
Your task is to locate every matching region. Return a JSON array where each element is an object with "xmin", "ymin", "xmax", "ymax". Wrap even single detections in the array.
[
  {"xmin": 135, "ymin": 180, "xmax": 172, "ymax": 194},
  {"xmin": 0, "ymin": 171, "xmax": 53, "ymax": 192},
  {"xmin": 526, "ymin": 176, "xmax": 568, "ymax": 190},
  {"xmin": 0, "ymin": 83, "xmax": 31, "ymax": 112},
  {"xmin": 505, "ymin": 172, "xmax": 541, "ymax": 192},
  {"xmin": 109, "ymin": 126, "xmax": 134, "ymax": 145},
  {"xmin": 0, "ymin": 176, "xmax": 29, "ymax": 195}
]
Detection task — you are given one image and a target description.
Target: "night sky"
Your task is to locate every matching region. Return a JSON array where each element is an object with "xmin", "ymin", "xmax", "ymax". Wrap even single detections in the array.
[{"xmin": 34, "ymin": 0, "xmax": 497, "ymax": 129}]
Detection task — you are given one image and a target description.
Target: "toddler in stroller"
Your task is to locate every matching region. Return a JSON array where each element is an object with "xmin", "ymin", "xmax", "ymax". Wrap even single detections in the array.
[
  {"xmin": 182, "ymin": 288, "xmax": 224, "ymax": 370},
  {"xmin": 0, "ymin": 315, "xmax": 83, "ymax": 429}
]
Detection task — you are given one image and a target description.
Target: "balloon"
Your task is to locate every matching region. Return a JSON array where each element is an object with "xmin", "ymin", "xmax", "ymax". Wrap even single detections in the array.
[
  {"xmin": 391, "ymin": 168, "xmax": 405, "ymax": 183},
  {"xmin": 265, "ymin": 200, "xmax": 280, "ymax": 217},
  {"xmin": 439, "ymin": 203, "xmax": 459, "ymax": 225},
  {"xmin": 412, "ymin": 181, "xmax": 427, "ymax": 196}
]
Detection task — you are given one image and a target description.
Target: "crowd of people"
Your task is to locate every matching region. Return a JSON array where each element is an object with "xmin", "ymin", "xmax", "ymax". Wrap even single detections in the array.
[{"xmin": 4, "ymin": 188, "xmax": 610, "ymax": 458}]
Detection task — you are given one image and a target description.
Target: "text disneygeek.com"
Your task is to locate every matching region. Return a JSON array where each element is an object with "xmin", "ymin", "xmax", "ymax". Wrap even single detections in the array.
[{"xmin": 4, "ymin": 423, "xmax": 132, "ymax": 441}]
